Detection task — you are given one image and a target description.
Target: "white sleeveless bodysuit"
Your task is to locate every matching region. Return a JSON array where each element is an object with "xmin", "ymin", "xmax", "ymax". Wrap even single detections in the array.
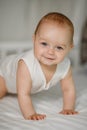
[{"xmin": 0, "ymin": 49, "xmax": 70, "ymax": 94}]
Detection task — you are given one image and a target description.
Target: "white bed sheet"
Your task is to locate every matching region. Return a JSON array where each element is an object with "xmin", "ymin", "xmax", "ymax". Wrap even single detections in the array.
[{"xmin": 0, "ymin": 67, "xmax": 87, "ymax": 130}]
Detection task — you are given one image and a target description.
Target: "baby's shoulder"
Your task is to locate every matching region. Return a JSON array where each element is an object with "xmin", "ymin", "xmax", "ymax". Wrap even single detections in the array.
[
  {"xmin": 57, "ymin": 58, "xmax": 71, "ymax": 79},
  {"xmin": 58, "ymin": 58, "xmax": 70, "ymax": 69}
]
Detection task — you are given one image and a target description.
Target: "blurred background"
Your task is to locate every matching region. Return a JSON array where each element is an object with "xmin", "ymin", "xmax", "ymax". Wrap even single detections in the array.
[{"xmin": 0, "ymin": 0, "xmax": 87, "ymax": 69}]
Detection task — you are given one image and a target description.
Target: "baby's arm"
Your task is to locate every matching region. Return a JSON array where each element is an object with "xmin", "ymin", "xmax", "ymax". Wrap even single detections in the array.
[
  {"xmin": 59, "ymin": 66, "xmax": 78, "ymax": 115},
  {"xmin": 16, "ymin": 60, "xmax": 46, "ymax": 120}
]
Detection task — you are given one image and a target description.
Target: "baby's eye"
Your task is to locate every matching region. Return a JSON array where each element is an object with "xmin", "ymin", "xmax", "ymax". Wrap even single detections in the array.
[
  {"xmin": 56, "ymin": 46, "xmax": 63, "ymax": 50},
  {"xmin": 41, "ymin": 42, "xmax": 48, "ymax": 46}
]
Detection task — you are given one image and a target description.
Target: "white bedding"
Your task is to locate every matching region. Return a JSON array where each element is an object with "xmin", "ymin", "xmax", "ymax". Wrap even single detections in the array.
[{"xmin": 0, "ymin": 66, "xmax": 87, "ymax": 130}]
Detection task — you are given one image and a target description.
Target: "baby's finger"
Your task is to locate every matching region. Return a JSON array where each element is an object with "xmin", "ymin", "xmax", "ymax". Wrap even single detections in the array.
[
  {"xmin": 28, "ymin": 114, "xmax": 46, "ymax": 120},
  {"xmin": 59, "ymin": 110, "xmax": 78, "ymax": 115}
]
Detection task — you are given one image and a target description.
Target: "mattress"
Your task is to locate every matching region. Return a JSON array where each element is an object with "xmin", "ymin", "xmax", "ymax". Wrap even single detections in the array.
[{"xmin": 0, "ymin": 66, "xmax": 87, "ymax": 130}]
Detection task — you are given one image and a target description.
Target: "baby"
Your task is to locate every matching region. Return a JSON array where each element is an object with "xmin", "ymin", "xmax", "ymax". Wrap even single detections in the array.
[{"xmin": 0, "ymin": 12, "xmax": 78, "ymax": 120}]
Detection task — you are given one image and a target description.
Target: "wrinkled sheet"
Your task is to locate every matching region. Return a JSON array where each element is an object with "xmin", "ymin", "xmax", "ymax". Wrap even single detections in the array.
[{"xmin": 0, "ymin": 67, "xmax": 87, "ymax": 130}]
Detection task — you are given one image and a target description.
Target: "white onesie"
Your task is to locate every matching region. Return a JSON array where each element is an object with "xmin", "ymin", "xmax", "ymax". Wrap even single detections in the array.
[{"xmin": 0, "ymin": 49, "xmax": 70, "ymax": 94}]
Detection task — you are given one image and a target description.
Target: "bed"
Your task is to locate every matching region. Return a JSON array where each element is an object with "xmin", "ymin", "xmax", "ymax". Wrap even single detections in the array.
[{"xmin": 0, "ymin": 41, "xmax": 87, "ymax": 130}]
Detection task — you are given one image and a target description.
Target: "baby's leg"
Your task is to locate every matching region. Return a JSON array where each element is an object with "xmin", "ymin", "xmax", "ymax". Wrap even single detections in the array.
[{"xmin": 0, "ymin": 76, "xmax": 8, "ymax": 98}]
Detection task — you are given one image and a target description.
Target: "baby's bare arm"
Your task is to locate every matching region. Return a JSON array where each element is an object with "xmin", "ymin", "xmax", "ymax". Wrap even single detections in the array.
[
  {"xmin": 18, "ymin": 92, "xmax": 46, "ymax": 120},
  {"xmin": 16, "ymin": 60, "xmax": 46, "ymax": 120},
  {"xmin": 60, "ymin": 66, "xmax": 78, "ymax": 115}
]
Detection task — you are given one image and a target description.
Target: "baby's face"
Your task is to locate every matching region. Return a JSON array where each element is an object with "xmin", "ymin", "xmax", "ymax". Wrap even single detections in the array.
[{"xmin": 33, "ymin": 22, "xmax": 73, "ymax": 66}]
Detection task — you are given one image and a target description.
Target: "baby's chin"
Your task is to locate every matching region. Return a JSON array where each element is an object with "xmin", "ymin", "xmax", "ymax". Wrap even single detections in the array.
[{"xmin": 41, "ymin": 60, "xmax": 57, "ymax": 66}]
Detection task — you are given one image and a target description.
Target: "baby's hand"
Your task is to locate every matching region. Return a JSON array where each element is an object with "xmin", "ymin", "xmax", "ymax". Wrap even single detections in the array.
[
  {"xmin": 59, "ymin": 109, "xmax": 78, "ymax": 115},
  {"xmin": 28, "ymin": 113, "xmax": 46, "ymax": 120}
]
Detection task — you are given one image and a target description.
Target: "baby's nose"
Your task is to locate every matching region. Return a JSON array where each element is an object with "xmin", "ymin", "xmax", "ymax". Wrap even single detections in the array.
[{"xmin": 48, "ymin": 47, "xmax": 55, "ymax": 54}]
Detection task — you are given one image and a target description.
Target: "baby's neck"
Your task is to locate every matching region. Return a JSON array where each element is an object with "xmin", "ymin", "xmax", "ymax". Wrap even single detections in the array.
[{"xmin": 40, "ymin": 62, "xmax": 57, "ymax": 72}]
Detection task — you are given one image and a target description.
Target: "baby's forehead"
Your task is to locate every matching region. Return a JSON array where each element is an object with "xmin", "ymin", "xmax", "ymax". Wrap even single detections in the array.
[
  {"xmin": 37, "ymin": 21, "xmax": 73, "ymax": 43},
  {"xmin": 38, "ymin": 21, "xmax": 71, "ymax": 34}
]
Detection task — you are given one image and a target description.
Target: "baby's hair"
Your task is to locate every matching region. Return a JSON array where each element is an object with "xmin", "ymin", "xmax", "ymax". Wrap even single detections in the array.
[{"xmin": 34, "ymin": 12, "xmax": 74, "ymax": 39}]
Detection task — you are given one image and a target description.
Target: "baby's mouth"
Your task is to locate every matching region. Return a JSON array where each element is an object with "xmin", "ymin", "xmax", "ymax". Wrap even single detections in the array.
[{"xmin": 44, "ymin": 56, "xmax": 55, "ymax": 60}]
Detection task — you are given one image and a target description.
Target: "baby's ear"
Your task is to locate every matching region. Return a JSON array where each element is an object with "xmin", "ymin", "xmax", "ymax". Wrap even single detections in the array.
[
  {"xmin": 70, "ymin": 42, "xmax": 74, "ymax": 49},
  {"xmin": 32, "ymin": 34, "xmax": 35, "ymax": 43}
]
